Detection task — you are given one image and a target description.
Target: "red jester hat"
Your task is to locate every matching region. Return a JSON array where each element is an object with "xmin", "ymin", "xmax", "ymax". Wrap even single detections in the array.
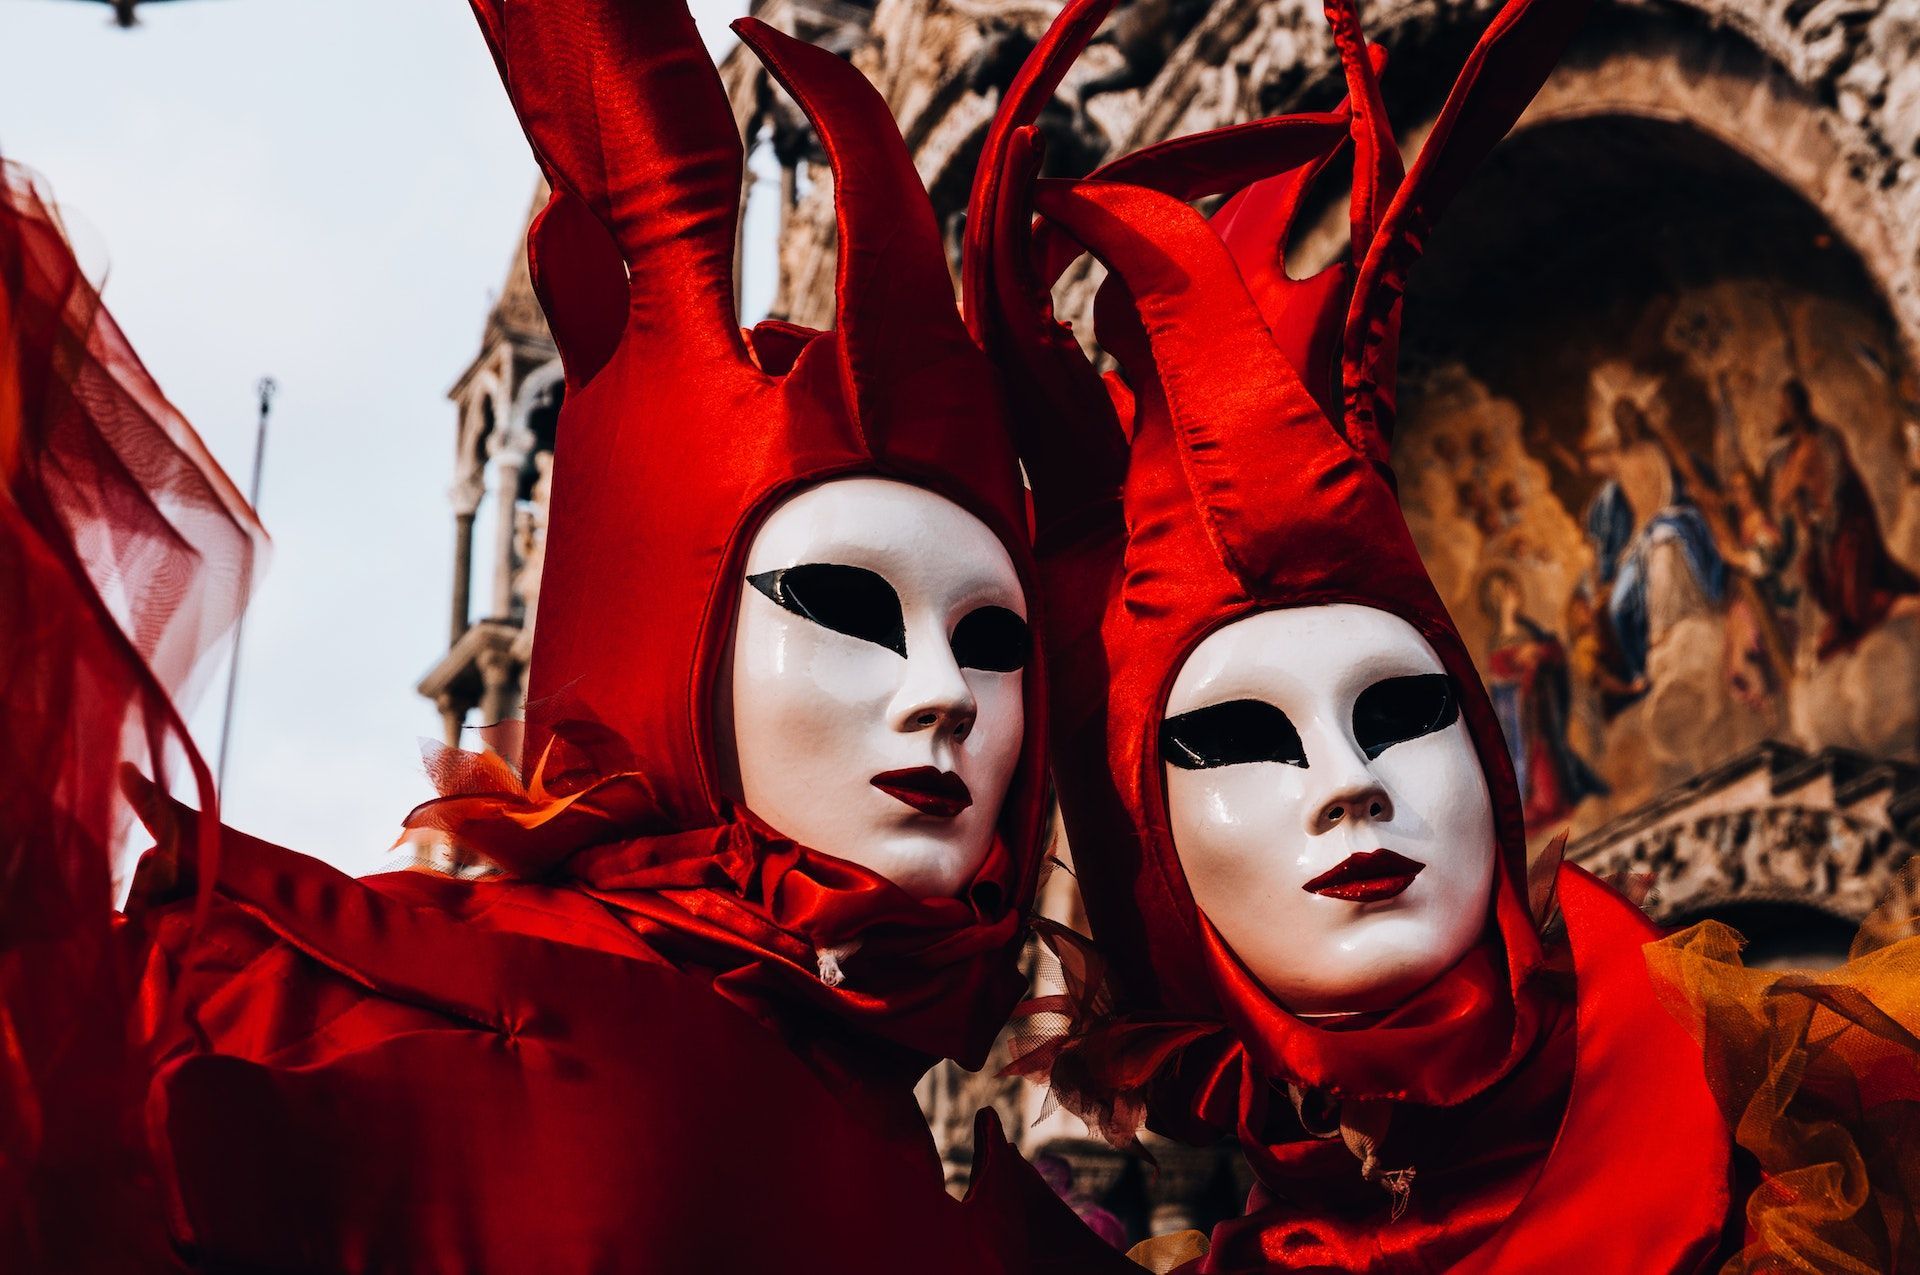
[
  {"xmin": 968, "ymin": 0, "xmax": 1731, "ymax": 1269},
  {"xmin": 424, "ymin": 0, "xmax": 1053, "ymax": 1076}
]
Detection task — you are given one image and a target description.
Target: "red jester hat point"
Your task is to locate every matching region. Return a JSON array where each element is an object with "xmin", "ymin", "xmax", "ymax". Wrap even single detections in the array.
[{"xmin": 967, "ymin": 0, "xmax": 1592, "ymax": 1109}]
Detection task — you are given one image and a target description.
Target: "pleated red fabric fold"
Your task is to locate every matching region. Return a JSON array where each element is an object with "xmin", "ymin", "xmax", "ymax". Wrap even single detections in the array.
[{"xmin": 395, "ymin": 711, "xmax": 1030, "ymax": 1072}]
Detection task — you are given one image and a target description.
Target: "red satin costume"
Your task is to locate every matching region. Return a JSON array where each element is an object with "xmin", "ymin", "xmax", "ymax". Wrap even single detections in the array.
[
  {"xmin": 0, "ymin": 5, "xmax": 1137, "ymax": 1272},
  {"xmin": 967, "ymin": 1, "xmax": 1736, "ymax": 1270},
  {"xmin": 10, "ymin": 3, "xmax": 1912, "ymax": 1271}
]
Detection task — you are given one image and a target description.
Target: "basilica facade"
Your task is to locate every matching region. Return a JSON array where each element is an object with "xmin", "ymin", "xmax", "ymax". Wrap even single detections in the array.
[{"xmin": 426, "ymin": 0, "xmax": 1920, "ymax": 1242}]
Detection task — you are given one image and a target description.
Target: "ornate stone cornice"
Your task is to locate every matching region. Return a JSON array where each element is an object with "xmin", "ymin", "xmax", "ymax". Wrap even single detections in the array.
[{"xmin": 1570, "ymin": 742, "xmax": 1920, "ymax": 924}]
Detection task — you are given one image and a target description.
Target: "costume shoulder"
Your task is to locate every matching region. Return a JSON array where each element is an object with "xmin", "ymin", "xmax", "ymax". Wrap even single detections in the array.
[
  {"xmin": 131, "ymin": 821, "xmax": 1001, "ymax": 1274},
  {"xmin": 1453, "ymin": 865, "xmax": 1733, "ymax": 1274}
]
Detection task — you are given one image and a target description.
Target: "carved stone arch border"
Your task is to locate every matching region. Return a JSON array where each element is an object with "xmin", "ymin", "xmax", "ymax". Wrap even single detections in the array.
[
  {"xmin": 452, "ymin": 368, "xmax": 507, "ymax": 518},
  {"xmin": 1516, "ymin": 7, "xmax": 1918, "ymax": 365},
  {"xmin": 1579, "ymin": 803, "xmax": 1917, "ymax": 927},
  {"xmin": 1107, "ymin": 0, "xmax": 1920, "ymax": 358},
  {"xmin": 505, "ymin": 357, "xmax": 565, "ymax": 461}
]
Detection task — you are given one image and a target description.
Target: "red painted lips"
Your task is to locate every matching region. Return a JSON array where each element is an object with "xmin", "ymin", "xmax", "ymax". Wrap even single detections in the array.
[
  {"xmin": 871, "ymin": 767, "xmax": 972, "ymax": 818},
  {"xmin": 1302, "ymin": 848, "xmax": 1426, "ymax": 903}
]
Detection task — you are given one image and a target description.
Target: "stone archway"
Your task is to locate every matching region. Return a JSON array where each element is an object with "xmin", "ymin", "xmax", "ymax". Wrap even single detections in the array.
[
  {"xmin": 1518, "ymin": 7, "xmax": 1917, "ymax": 364},
  {"xmin": 1567, "ymin": 741, "xmax": 1920, "ymax": 966},
  {"xmin": 1064, "ymin": 0, "xmax": 1920, "ymax": 360}
]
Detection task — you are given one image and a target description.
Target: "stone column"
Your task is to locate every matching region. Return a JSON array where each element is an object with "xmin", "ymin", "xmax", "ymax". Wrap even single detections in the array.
[
  {"xmin": 478, "ymin": 646, "xmax": 522, "ymax": 729},
  {"xmin": 449, "ymin": 462, "xmax": 484, "ymax": 645},
  {"xmin": 451, "ymin": 511, "xmax": 476, "ymax": 644},
  {"xmin": 434, "ymin": 691, "xmax": 467, "ymax": 750},
  {"xmin": 450, "ymin": 391, "xmax": 492, "ymax": 642},
  {"xmin": 489, "ymin": 448, "xmax": 527, "ymax": 621}
]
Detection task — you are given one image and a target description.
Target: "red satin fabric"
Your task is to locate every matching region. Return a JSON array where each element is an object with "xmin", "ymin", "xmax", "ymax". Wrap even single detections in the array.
[
  {"xmin": 970, "ymin": 0, "xmax": 1561, "ymax": 1115},
  {"xmin": 473, "ymin": 1, "xmax": 1043, "ymax": 848},
  {"xmin": 399, "ymin": 722, "xmax": 1027, "ymax": 1073},
  {"xmin": 1201, "ymin": 922, "xmax": 1527, "ymax": 1106},
  {"xmin": 970, "ymin": 0, "xmax": 1732, "ymax": 1268},
  {"xmin": 139, "ymin": 2, "xmax": 1135, "ymax": 1264},
  {"xmin": 123, "ymin": 821, "xmax": 1119, "ymax": 1274},
  {"xmin": 1197, "ymin": 1020, "xmax": 1574, "ymax": 1273},
  {"xmin": 1199, "ymin": 869, "xmax": 1730, "ymax": 1273},
  {"xmin": 4, "ymin": 5, "xmax": 1134, "ymax": 1268},
  {"xmin": 569, "ymin": 825, "xmax": 1023, "ymax": 1072}
]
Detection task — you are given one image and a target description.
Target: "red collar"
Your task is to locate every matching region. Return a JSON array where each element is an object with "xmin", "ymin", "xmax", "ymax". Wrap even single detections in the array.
[
  {"xmin": 398, "ymin": 735, "xmax": 1029, "ymax": 1072},
  {"xmin": 1445, "ymin": 866, "xmax": 1730, "ymax": 1273},
  {"xmin": 1192, "ymin": 866, "xmax": 1730, "ymax": 1273}
]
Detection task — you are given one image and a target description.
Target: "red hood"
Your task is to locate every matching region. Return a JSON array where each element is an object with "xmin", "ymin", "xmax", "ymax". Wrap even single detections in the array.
[
  {"xmin": 453, "ymin": 1, "xmax": 1048, "ymax": 1070},
  {"xmin": 967, "ymin": 0, "xmax": 1590, "ymax": 1112}
]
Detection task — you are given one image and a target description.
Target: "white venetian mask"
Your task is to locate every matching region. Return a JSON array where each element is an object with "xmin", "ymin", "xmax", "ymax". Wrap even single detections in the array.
[
  {"xmin": 1160, "ymin": 604, "xmax": 1496, "ymax": 1014},
  {"xmin": 726, "ymin": 477, "xmax": 1028, "ymax": 899}
]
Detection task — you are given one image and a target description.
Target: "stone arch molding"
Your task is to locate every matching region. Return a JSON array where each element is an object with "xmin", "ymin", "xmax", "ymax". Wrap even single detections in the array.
[
  {"xmin": 1520, "ymin": 11, "xmax": 1916, "ymax": 364},
  {"xmin": 451, "ymin": 370, "xmax": 506, "ymax": 518},
  {"xmin": 1579, "ymin": 804, "xmax": 1915, "ymax": 926},
  {"xmin": 1093, "ymin": 0, "xmax": 1920, "ymax": 358},
  {"xmin": 506, "ymin": 358, "xmax": 565, "ymax": 459}
]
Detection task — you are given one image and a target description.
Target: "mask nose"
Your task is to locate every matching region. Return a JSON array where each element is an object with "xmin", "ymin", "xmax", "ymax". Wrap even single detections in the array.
[
  {"xmin": 1304, "ymin": 737, "xmax": 1394, "ymax": 836},
  {"xmin": 1311, "ymin": 784, "xmax": 1394, "ymax": 836},
  {"xmin": 888, "ymin": 639, "xmax": 978, "ymax": 743}
]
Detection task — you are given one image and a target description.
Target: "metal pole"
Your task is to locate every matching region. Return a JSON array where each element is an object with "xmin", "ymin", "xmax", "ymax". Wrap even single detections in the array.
[{"xmin": 215, "ymin": 377, "xmax": 276, "ymax": 795}]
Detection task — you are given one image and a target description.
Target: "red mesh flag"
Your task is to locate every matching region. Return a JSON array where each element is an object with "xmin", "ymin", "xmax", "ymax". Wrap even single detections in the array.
[{"xmin": 0, "ymin": 161, "xmax": 264, "ymax": 1265}]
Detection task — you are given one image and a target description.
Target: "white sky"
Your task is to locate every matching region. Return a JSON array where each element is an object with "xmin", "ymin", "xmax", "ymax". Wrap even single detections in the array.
[{"xmin": 2, "ymin": 0, "xmax": 754, "ymax": 872}]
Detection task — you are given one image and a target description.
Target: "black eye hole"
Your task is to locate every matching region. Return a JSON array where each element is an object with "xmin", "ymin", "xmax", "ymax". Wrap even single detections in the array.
[
  {"xmin": 951, "ymin": 606, "xmax": 1030, "ymax": 672},
  {"xmin": 1352, "ymin": 673, "xmax": 1458, "ymax": 760},
  {"xmin": 1161, "ymin": 699, "xmax": 1307, "ymax": 771},
  {"xmin": 747, "ymin": 564, "xmax": 905, "ymax": 656}
]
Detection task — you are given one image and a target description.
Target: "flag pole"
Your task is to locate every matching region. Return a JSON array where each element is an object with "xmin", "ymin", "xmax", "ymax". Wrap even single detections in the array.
[{"xmin": 215, "ymin": 377, "xmax": 276, "ymax": 795}]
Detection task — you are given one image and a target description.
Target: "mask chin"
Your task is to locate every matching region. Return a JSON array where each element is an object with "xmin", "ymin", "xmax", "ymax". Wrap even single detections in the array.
[
  {"xmin": 1161, "ymin": 603, "xmax": 1498, "ymax": 1013},
  {"xmin": 720, "ymin": 476, "xmax": 1028, "ymax": 899},
  {"xmin": 1268, "ymin": 915, "xmax": 1487, "ymax": 1016}
]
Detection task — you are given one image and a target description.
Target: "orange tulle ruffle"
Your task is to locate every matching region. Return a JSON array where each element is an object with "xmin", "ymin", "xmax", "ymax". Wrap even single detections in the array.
[{"xmin": 1645, "ymin": 871, "xmax": 1920, "ymax": 1274}]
